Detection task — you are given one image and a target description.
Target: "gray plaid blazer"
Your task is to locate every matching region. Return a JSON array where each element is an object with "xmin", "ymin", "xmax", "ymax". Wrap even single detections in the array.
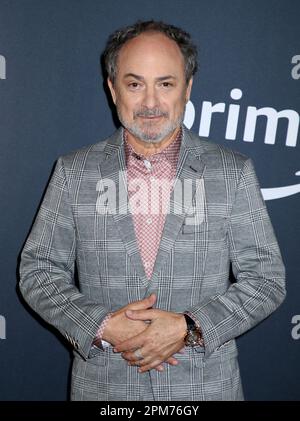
[{"xmin": 20, "ymin": 126, "xmax": 286, "ymax": 401}]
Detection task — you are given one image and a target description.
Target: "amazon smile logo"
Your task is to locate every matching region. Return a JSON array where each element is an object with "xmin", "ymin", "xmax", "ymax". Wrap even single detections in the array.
[
  {"xmin": 184, "ymin": 91, "xmax": 300, "ymax": 201},
  {"xmin": 261, "ymin": 171, "xmax": 300, "ymax": 201}
]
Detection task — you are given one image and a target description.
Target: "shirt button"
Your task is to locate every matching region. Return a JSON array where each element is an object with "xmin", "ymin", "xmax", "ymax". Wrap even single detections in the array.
[
  {"xmin": 143, "ymin": 160, "xmax": 152, "ymax": 171},
  {"xmin": 145, "ymin": 261, "xmax": 151, "ymax": 268},
  {"xmin": 146, "ymin": 217, "xmax": 152, "ymax": 225}
]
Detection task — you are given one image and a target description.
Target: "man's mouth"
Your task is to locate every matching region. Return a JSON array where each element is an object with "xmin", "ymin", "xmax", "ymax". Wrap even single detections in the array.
[{"xmin": 139, "ymin": 115, "xmax": 163, "ymax": 120}]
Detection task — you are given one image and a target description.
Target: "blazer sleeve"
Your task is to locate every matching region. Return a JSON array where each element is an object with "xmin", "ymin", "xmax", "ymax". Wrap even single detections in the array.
[
  {"xmin": 186, "ymin": 158, "xmax": 286, "ymax": 358},
  {"xmin": 19, "ymin": 157, "xmax": 108, "ymax": 360}
]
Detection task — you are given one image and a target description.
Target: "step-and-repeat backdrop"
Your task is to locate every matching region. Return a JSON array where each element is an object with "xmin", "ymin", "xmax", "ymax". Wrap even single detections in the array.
[{"xmin": 0, "ymin": 0, "xmax": 299, "ymax": 400}]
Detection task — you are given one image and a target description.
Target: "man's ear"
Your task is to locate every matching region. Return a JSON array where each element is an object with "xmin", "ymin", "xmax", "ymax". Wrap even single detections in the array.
[
  {"xmin": 185, "ymin": 77, "xmax": 193, "ymax": 103},
  {"xmin": 107, "ymin": 78, "xmax": 117, "ymax": 104}
]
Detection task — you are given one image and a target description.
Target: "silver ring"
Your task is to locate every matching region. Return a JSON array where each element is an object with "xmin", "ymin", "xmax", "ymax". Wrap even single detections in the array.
[{"xmin": 134, "ymin": 348, "xmax": 143, "ymax": 360}]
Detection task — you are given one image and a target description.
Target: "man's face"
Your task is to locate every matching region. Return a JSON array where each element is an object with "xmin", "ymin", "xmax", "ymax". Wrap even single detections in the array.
[{"xmin": 108, "ymin": 32, "xmax": 193, "ymax": 144}]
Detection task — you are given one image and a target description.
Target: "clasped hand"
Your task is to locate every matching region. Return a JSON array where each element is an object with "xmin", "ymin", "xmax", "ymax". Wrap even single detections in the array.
[{"xmin": 112, "ymin": 294, "xmax": 187, "ymax": 373}]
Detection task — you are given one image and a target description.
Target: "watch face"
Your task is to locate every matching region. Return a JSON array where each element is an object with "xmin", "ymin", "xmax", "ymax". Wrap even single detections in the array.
[{"xmin": 185, "ymin": 329, "xmax": 200, "ymax": 347}]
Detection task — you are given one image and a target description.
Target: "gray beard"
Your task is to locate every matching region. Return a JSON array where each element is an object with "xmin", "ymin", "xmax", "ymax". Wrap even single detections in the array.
[{"xmin": 117, "ymin": 109, "xmax": 185, "ymax": 144}]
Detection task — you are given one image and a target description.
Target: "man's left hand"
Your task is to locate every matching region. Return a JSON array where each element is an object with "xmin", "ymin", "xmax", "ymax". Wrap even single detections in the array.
[{"xmin": 113, "ymin": 309, "xmax": 187, "ymax": 373}]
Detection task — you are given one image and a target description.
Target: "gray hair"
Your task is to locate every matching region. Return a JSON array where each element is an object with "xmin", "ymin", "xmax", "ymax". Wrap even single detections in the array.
[{"xmin": 103, "ymin": 20, "xmax": 198, "ymax": 85}]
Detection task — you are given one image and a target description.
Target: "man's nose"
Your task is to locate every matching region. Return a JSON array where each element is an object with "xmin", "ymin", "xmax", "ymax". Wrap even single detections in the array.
[{"xmin": 142, "ymin": 86, "xmax": 159, "ymax": 109}]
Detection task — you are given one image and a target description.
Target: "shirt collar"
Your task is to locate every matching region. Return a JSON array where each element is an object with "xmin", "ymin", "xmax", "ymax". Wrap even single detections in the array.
[{"xmin": 124, "ymin": 127, "xmax": 182, "ymax": 166}]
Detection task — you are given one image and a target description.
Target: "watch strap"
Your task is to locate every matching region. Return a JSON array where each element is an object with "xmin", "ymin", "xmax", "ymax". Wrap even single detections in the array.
[{"xmin": 183, "ymin": 312, "xmax": 205, "ymax": 347}]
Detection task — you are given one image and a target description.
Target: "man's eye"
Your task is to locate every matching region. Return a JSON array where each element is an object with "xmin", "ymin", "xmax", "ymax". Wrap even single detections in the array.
[
  {"xmin": 128, "ymin": 82, "xmax": 140, "ymax": 89},
  {"xmin": 161, "ymin": 82, "xmax": 173, "ymax": 88}
]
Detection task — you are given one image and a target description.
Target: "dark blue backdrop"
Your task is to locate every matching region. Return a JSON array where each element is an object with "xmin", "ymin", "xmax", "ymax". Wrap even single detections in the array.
[{"xmin": 0, "ymin": 0, "xmax": 299, "ymax": 400}]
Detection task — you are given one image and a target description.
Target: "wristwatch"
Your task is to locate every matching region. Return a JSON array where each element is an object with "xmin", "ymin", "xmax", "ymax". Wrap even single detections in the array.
[{"xmin": 183, "ymin": 314, "xmax": 203, "ymax": 347}]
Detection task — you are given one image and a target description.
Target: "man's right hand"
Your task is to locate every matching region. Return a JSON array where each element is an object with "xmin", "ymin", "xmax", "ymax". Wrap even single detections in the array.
[
  {"xmin": 102, "ymin": 294, "xmax": 179, "ymax": 372},
  {"xmin": 103, "ymin": 294, "xmax": 156, "ymax": 345}
]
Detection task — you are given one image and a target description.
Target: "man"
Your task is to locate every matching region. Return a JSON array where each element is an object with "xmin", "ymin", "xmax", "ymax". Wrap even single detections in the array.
[{"xmin": 19, "ymin": 20, "xmax": 286, "ymax": 401}]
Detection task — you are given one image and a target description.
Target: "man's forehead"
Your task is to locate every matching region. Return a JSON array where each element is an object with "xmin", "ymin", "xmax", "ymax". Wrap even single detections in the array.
[
  {"xmin": 122, "ymin": 31, "xmax": 175, "ymax": 47},
  {"xmin": 116, "ymin": 32, "xmax": 185, "ymax": 73},
  {"xmin": 119, "ymin": 32, "xmax": 181, "ymax": 57}
]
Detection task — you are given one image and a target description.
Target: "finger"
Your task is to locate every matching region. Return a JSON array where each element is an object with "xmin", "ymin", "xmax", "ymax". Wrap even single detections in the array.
[
  {"xmin": 165, "ymin": 356, "xmax": 179, "ymax": 366},
  {"xmin": 126, "ymin": 352, "xmax": 176, "ymax": 371},
  {"xmin": 138, "ymin": 359, "xmax": 163, "ymax": 373},
  {"xmin": 127, "ymin": 355, "xmax": 178, "ymax": 367},
  {"xmin": 121, "ymin": 350, "xmax": 143, "ymax": 362},
  {"xmin": 125, "ymin": 308, "xmax": 156, "ymax": 321},
  {"xmin": 130, "ymin": 293, "xmax": 156, "ymax": 311},
  {"xmin": 147, "ymin": 293, "xmax": 156, "ymax": 306},
  {"xmin": 135, "ymin": 361, "xmax": 164, "ymax": 372},
  {"xmin": 114, "ymin": 334, "xmax": 145, "ymax": 353}
]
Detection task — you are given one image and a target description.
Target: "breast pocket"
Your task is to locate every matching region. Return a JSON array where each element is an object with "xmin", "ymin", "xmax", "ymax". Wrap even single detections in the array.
[
  {"xmin": 178, "ymin": 218, "xmax": 229, "ymax": 286},
  {"xmin": 181, "ymin": 218, "xmax": 228, "ymax": 242}
]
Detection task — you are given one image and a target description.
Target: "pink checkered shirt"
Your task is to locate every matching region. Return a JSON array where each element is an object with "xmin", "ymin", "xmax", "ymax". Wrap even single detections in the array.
[
  {"xmin": 93, "ymin": 129, "xmax": 181, "ymax": 348},
  {"xmin": 93, "ymin": 128, "xmax": 203, "ymax": 348},
  {"xmin": 125, "ymin": 129, "xmax": 181, "ymax": 280}
]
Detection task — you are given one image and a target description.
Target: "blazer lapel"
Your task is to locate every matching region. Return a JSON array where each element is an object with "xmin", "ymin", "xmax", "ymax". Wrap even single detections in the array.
[
  {"xmin": 147, "ymin": 127, "xmax": 206, "ymax": 289},
  {"xmin": 97, "ymin": 128, "xmax": 148, "ymax": 286}
]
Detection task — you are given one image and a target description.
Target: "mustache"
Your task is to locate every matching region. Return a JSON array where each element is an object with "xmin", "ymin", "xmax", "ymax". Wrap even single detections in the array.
[{"xmin": 133, "ymin": 108, "xmax": 169, "ymax": 119}]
